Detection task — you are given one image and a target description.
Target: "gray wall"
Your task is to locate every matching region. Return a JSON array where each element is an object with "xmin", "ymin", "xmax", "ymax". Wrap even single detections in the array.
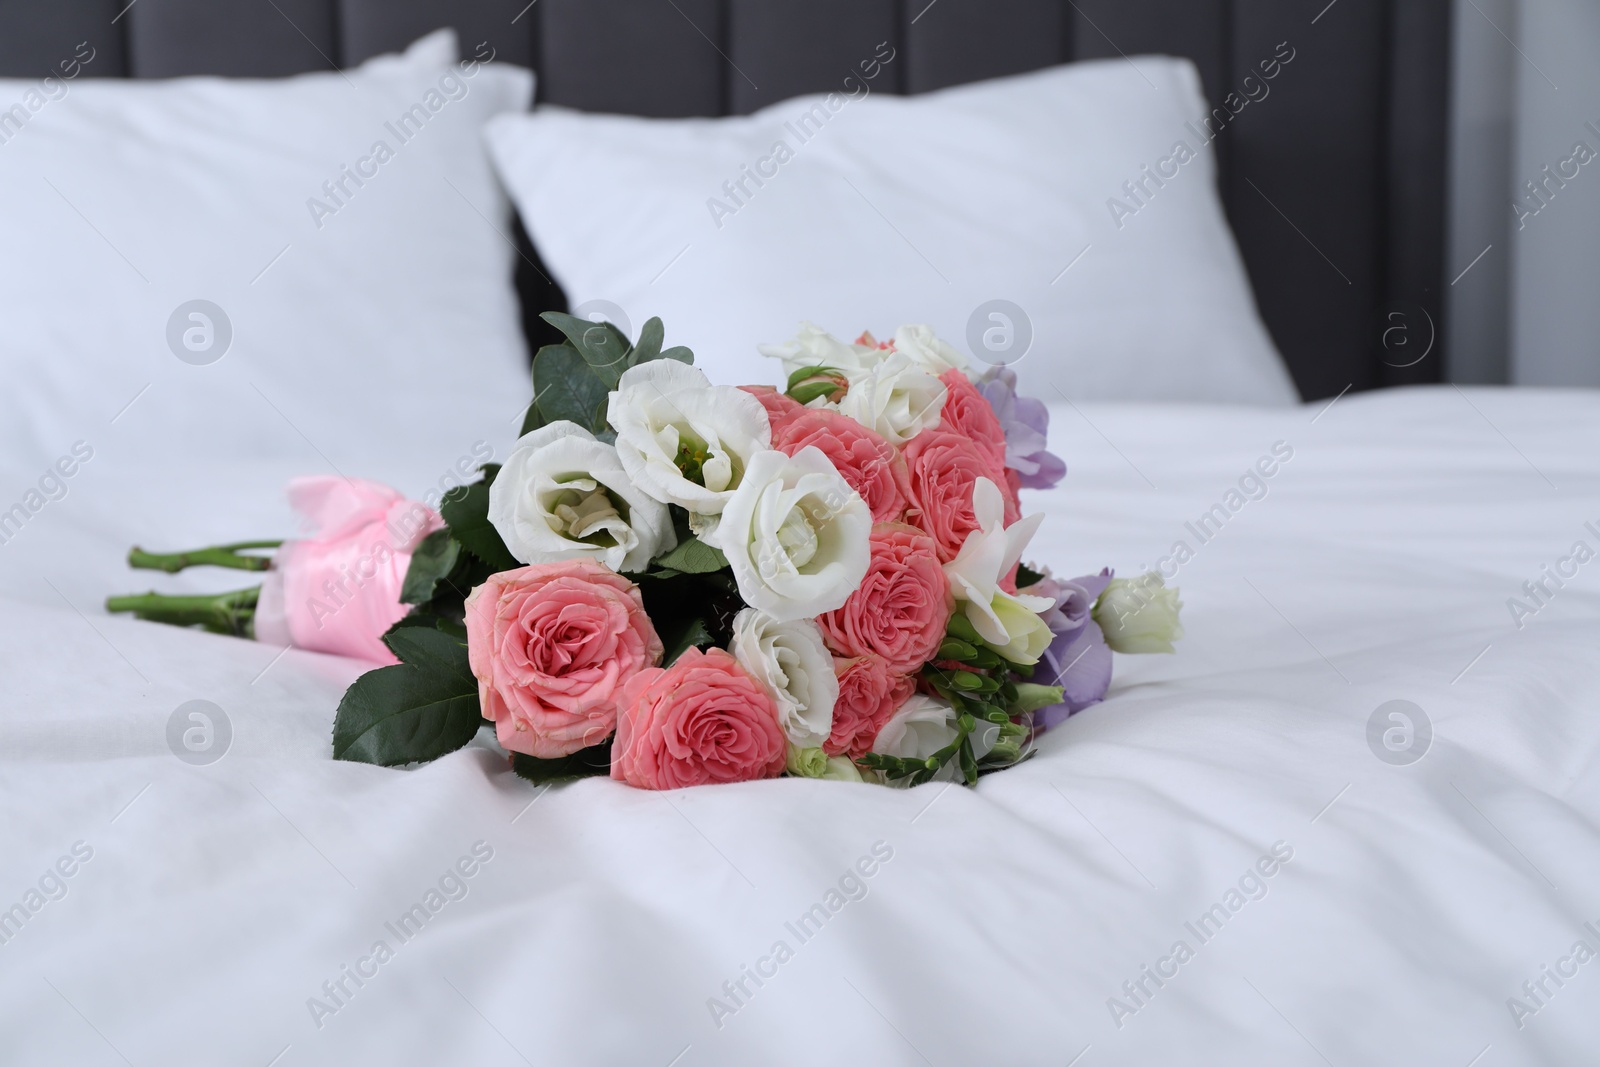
[
  {"xmin": 1445, "ymin": 0, "xmax": 1513, "ymax": 384},
  {"xmin": 1508, "ymin": 0, "xmax": 1600, "ymax": 387},
  {"xmin": 1447, "ymin": 0, "xmax": 1600, "ymax": 388}
]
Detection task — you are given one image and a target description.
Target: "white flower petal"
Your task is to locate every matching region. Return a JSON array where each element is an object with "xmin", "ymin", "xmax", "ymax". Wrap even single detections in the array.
[
  {"xmin": 872, "ymin": 694, "xmax": 959, "ymax": 760},
  {"xmin": 710, "ymin": 447, "xmax": 871, "ymax": 622},
  {"xmin": 758, "ymin": 321, "xmax": 872, "ymax": 380},
  {"xmin": 893, "ymin": 323, "xmax": 969, "ymax": 377},
  {"xmin": 488, "ymin": 421, "xmax": 674, "ymax": 573},
  {"xmin": 730, "ymin": 608, "xmax": 836, "ymax": 747},
  {"xmin": 608, "ymin": 362, "xmax": 771, "ymax": 515},
  {"xmin": 943, "ymin": 477, "xmax": 1052, "ymax": 662},
  {"xmin": 617, "ymin": 358, "xmax": 712, "ymax": 394},
  {"xmin": 834, "ymin": 352, "xmax": 946, "ymax": 446}
]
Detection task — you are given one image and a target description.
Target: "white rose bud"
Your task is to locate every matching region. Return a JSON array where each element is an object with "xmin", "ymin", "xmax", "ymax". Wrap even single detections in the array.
[
  {"xmin": 608, "ymin": 360, "xmax": 771, "ymax": 515},
  {"xmin": 730, "ymin": 608, "xmax": 837, "ymax": 748},
  {"xmin": 709, "ymin": 447, "xmax": 871, "ymax": 623},
  {"xmin": 489, "ymin": 422, "xmax": 675, "ymax": 574},
  {"xmin": 1094, "ymin": 572, "xmax": 1184, "ymax": 653}
]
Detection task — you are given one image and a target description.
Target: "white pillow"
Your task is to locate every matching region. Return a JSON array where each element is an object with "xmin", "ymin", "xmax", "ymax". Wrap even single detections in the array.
[
  {"xmin": 0, "ymin": 30, "xmax": 534, "ymax": 468},
  {"xmin": 487, "ymin": 58, "xmax": 1298, "ymax": 404}
]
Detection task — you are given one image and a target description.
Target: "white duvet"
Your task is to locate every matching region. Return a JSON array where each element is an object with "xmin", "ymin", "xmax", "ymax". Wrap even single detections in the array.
[{"xmin": 2, "ymin": 385, "xmax": 1598, "ymax": 1066}]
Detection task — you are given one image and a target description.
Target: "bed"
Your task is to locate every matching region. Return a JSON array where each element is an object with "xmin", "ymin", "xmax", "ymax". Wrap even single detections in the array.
[
  {"xmin": 4, "ymin": 387, "xmax": 1598, "ymax": 1064},
  {"xmin": 7, "ymin": 2, "xmax": 1597, "ymax": 1066}
]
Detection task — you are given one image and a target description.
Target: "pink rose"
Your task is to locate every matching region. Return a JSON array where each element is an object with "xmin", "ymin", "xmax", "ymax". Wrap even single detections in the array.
[
  {"xmin": 819, "ymin": 523, "xmax": 952, "ymax": 673},
  {"xmin": 254, "ymin": 476, "xmax": 442, "ymax": 664},
  {"xmin": 902, "ymin": 428, "xmax": 1020, "ymax": 562},
  {"xmin": 611, "ymin": 647, "xmax": 787, "ymax": 789},
  {"xmin": 465, "ymin": 559, "xmax": 663, "ymax": 759},
  {"xmin": 739, "ymin": 385, "xmax": 805, "ymax": 434},
  {"xmin": 824, "ymin": 655, "xmax": 916, "ymax": 759},
  {"xmin": 771, "ymin": 408, "xmax": 909, "ymax": 523},
  {"xmin": 937, "ymin": 369, "xmax": 1007, "ymax": 469}
]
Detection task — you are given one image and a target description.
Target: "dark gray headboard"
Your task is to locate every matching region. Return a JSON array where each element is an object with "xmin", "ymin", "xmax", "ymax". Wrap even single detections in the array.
[{"xmin": 0, "ymin": 0, "xmax": 1452, "ymax": 400}]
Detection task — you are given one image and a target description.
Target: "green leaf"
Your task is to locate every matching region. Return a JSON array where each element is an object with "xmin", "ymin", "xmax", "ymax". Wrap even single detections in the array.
[
  {"xmin": 400, "ymin": 529, "xmax": 460, "ymax": 606},
  {"xmin": 659, "ymin": 616, "xmax": 713, "ymax": 667},
  {"xmin": 381, "ymin": 621, "xmax": 467, "ymax": 664},
  {"xmin": 332, "ymin": 628, "xmax": 481, "ymax": 767},
  {"xmin": 623, "ymin": 317, "xmax": 694, "ymax": 367},
  {"xmin": 403, "ymin": 535, "xmax": 492, "ymax": 622},
  {"xmin": 628, "ymin": 317, "xmax": 664, "ymax": 366},
  {"xmin": 540, "ymin": 312, "xmax": 632, "ymax": 389},
  {"xmin": 382, "ymin": 611, "xmax": 444, "ymax": 640},
  {"xmin": 381, "ymin": 610, "xmax": 472, "ymax": 647},
  {"xmin": 650, "ymin": 537, "xmax": 727, "ymax": 575},
  {"xmin": 439, "ymin": 481, "xmax": 521, "ymax": 573},
  {"xmin": 1016, "ymin": 563, "xmax": 1045, "ymax": 589},
  {"xmin": 533, "ymin": 344, "xmax": 611, "ymax": 434},
  {"xmin": 519, "ymin": 395, "xmax": 547, "ymax": 438},
  {"xmin": 511, "ymin": 740, "xmax": 614, "ymax": 784}
]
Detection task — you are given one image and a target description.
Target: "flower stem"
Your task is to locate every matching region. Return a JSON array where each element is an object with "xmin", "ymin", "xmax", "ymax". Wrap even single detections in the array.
[
  {"xmin": 126, "ymin": 540, "xmax": 281, "ymax": 574},
  {"xmin": 105, "ymin": 586, "xmax": 261, "ymax": 637}
]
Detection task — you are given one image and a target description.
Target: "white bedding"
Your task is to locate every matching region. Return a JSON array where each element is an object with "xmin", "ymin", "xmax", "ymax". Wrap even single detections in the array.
[{"xmin": 3, "ymin": 384, "xmax": 1598, "ymax": 1065}]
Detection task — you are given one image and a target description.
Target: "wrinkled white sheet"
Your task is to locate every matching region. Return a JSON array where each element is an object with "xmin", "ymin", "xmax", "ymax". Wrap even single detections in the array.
[{"xmin": 2, "ymin": 385, "xmax": 1598, "ymax": 1066}]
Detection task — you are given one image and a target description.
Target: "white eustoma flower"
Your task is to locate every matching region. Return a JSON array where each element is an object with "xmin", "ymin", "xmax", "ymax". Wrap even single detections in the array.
[
  {"xmin": 834, "ymin": 352, "xmax": 947, "ymax": 446},
  {"xmin": 1094, "ymin": 572, "xmax": 1185, "ymax": 653},
  {"xmin": 944, "ymin": 478, "xmax": 1054, "ymax": 665},
  {"xmin": 607, "ymin": 360, "xmax": 771, "ymax": 515},
  {"xmin": 488, "ymin": 422, "xmax": 675, "ymax": 574},
  {"xmin": 758, "ymin": 321, "xmax": 873, "ymax": 380},
  {"xmin": 872, "ymin": 694, "xmax": 960, "ymax": 760},
  {"xmin": 893, "ymin": 323, "xmax": 970, "ymax": 377},
  {"xmin": 709, "ymin": 446, "xmax": 871, "ymax": 622},
  {"xmin": 730, "ymin": 608, "xmax": 837, "ymax": 748}
]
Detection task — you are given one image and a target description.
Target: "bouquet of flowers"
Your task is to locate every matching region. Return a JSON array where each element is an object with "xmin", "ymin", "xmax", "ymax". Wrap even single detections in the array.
[{"xmin": 107, "ymin": 313, "xmax": 1182, "ymax": 788}]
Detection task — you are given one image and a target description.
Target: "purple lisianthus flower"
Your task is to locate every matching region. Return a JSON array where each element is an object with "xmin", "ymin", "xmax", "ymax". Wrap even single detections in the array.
[
  {"xmin": 976, "ymin": 366, "xmax": 1066, "ymax": 490},
  {"xmin": 1024, "ymin": 568, "xmax": 1113, "ymax": 732}
]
